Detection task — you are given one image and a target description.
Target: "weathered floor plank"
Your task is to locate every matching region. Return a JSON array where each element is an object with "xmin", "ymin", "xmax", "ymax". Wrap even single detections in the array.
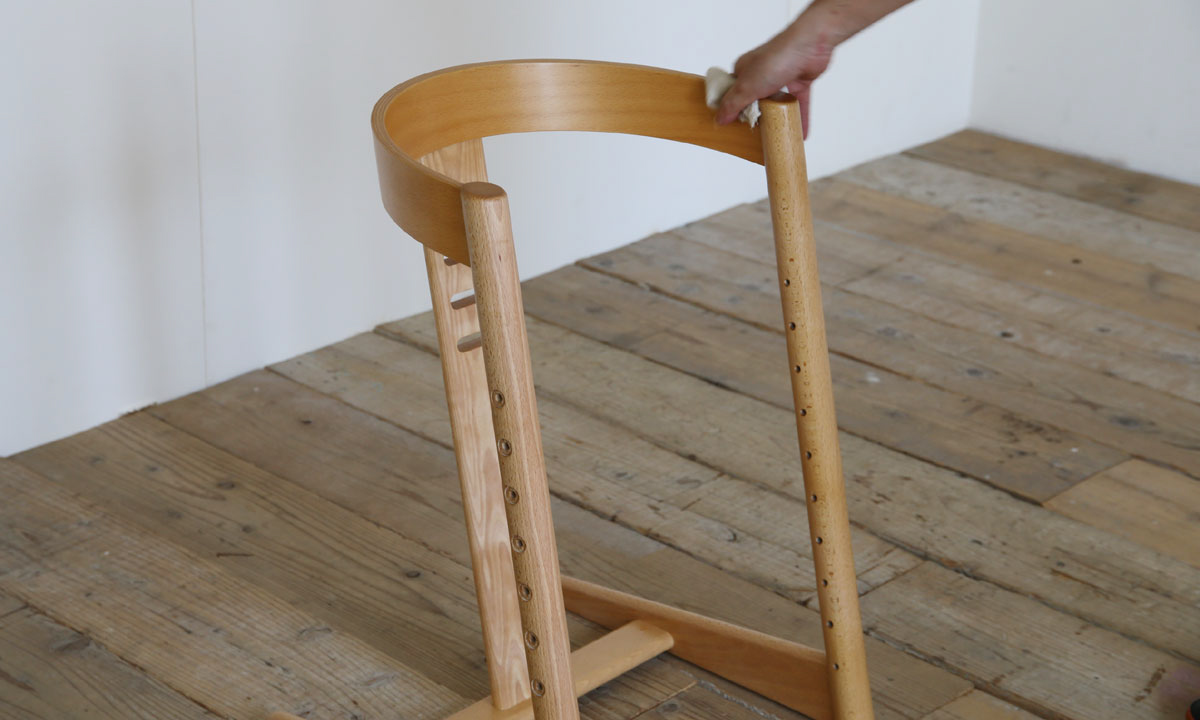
[
  {"xmin": 378, "ymin": 311, "xmax": 1200, "ymax": 665},
  {"xmin": 523, "ymin": 262, "xmax": 1123, "ymax": 499},
  {"xmin": 270, "ymin": 339, "xmax": 914, "ymax": 603},
  {"xmin": 1045, "ymin": 460, "xmax": 1200, "ymax": 569},
  {"xmin": 839, "ymin": 153, "xmax": 1200, "ymax": 280},
  {"xmin": 907, "ymin": 129, "xmax": 1200, "ymax": 233},
  {"xmin": 860, "ymin": 562, "xmax": 1200, "ymax": 720},
  {"xmin": 580, "ymin": 232, "xmax": 1200, "ymax": 481},
  {"xmin": 15, "ymin": 412, "xmax": 522, "ymax": 702},
  {"xmin": 808, "ymin": 178, "xmax": 1200, "ymax": 337},
  {"xmin": 920, "ymin": 689, "xmax": 1054, "ymax": 720},
  {"xmin": 687, "ymin": 199, "xmax": 1200, "ymax": 406},
  {"xmin": 262, "ymin": 337, "xmax": 971, "ymax": 719},
  {"xmin": 0, "ymin": 599, "xmax": 219, "ymax": 720},
  {"xmin": 0, "ymin": 459, "xmax": 465, "ymax": 720}
]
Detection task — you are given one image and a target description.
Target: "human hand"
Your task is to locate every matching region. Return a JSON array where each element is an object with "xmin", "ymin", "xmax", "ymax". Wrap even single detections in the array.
[{"xmin": 715, "ymin": 26, "xmax": 834, "ymax": 138}]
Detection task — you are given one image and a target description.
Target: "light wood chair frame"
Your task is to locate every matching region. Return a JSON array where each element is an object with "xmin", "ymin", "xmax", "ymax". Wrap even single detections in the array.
[{"xmin": 279, "ymin": 59, "xmax": 874, "ymax": 720}]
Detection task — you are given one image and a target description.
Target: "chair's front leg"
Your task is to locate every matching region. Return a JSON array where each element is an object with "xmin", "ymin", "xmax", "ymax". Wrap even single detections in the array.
[
  {"xmin": 761, "ymin": 97, "xmax": 875, "ymax": 720},
  {"xmin": 462, "ymin": 181, "xmax": 580, "ymax": 720}
]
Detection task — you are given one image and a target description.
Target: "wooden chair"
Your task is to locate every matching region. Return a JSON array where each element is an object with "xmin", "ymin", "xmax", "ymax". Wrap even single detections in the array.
[{"xmin": 276, "ymin": 59, "xmax": 873, "ymax": 720}]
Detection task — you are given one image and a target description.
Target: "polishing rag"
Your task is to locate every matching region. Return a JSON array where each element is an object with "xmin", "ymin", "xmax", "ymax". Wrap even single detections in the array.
[{"xmin": 705, "ymin": 67, "xmax": 760, "ymax": 127}]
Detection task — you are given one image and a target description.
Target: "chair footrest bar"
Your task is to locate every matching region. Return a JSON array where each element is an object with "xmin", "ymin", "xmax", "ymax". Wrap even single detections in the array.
[
  {"xmin": 447, "ymin": 619, "xmax": 673, "ymax": 720},
  {"xmin": 561, "ymin": 575, "xmax": 832, "ymax": 720}
]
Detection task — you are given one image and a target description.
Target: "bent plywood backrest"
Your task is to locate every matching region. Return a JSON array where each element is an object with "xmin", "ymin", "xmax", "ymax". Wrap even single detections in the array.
[{"xmin": 371, "ymin": 59, "xmax": 764, "ymax": 265}]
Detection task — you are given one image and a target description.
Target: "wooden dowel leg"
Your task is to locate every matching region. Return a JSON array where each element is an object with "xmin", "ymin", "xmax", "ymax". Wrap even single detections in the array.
[
  {"xmin": 760, "ymin": 97, "xmax": 875, "ymax": 720},
  {"xmin": 421, "ymin": 140, "xmax": 529, "ymax": 710},
  {"xmin": 462, "ymin": 181, "xmax": 580, "ymax": 720}
]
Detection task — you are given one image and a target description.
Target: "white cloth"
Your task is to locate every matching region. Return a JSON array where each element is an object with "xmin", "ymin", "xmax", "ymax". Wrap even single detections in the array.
[{"xmin": 705, "ymin": 66, "xmax": 760, "ymax": 127}]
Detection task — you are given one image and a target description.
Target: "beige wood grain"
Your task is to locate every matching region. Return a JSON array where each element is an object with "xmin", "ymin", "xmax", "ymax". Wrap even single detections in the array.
[
  {"xmin": 840, "ymin": 153, "xmax": 1200, "ymax": 280},
  {"xmin": 422, "ymin": 139, "xmax": 529, "ymax": 709},
  {"xmin": 13, "ymin": 411, "xmax": 694, "ymax": 720},
  {"xmin": 0, "ymin": 603, "xmax": 218, "ymax": 719},
  {"xmin": 374, "ymin": 317, "xmax": 1200, "ymax": 664},
  {"xmin": 562, "ymin": 576, "xmax": 831, "ymax": 720},
  {"xmin": 0, "ymin": 460, "xmax": 464, "ymax": 720},
  {"xmin": 680, "ymin": 197, "xmax": 1200, "ymax": 406},
  {"xmin": 294, "ymin": 332, "xmax": 911, "ymax": 603},
  {"xmin": 372, "ymin": 60, "xmax": 762, "ymax": 264},
  {"xmin": 919, "ymin": 691, "xmax": 1040, "ymax": 720},
  {"xmin": 837, "ymin": 241, "xmax": 1200, "ymax": 405},
  {"xmin": 463, "ymin": 182, "xmax": 578, "ymax": 720},
  {"xmin": 579, "ymin": 231, "xmax": 1200, "ymax": 481},
  {"xmin": 861, "ymin": 562, "xmax": 1200, "ymax": 720},
  {"xmin": 527, "ymin": 263, "xmax": 1123, "ymax": 501},
  {"xmin": 14, "ymin": 412, "xmax": 502, "ymax": 701},
  {"xmin": 761, "ymin": 97, "xmax": 872, "ymax": 720},
  {"xmin": 261, "ymin": 340, "xmax": 973, "ymax": 718},
  {"xmin": 907, "ymin": 130, "xmax": 1200, "ymax": 233},
  {"xmin": 1046, "ymin": 459, "xmax": 1200, "ymax": 568},
  {"xmin": 447, "ymin": 621, "xmax": 673, "ymax": 720},
  {"xmin": 809, "ymin": 179, "xmax": 1200, "ymax": 337}
]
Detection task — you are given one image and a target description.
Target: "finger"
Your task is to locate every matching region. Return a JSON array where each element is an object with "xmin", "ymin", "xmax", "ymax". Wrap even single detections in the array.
[
  {"xmin": 796, "ymin": 85, "xmax": 812, "ymax": 139},
  {"xmin": 716, "ymin": 81, "xmax": 761, "ymax": 125}
]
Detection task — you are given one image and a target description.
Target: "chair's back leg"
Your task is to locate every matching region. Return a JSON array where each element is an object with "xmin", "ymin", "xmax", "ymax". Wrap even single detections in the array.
[
  {"xmin": 421, "ymin": 140, "xmax": 530, "ymax": 710},
  {"xmin": 760, "ymin": 99, "xmax": 875, "ymax": 720},
  {"xmin": 461, "ymin": 181, "xmax": 580, "ymax": 720}
]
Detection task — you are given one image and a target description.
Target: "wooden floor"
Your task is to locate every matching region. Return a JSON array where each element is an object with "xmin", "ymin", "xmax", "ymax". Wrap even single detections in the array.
[{"xmin": 4, "ymin": 130, "xmax": 1200, "ymax": 720}]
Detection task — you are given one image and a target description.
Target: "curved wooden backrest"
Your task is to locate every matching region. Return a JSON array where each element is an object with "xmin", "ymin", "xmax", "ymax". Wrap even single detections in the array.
[{"xmin": 372, "ymin": 60, "xmax": 766, "ymax": 264}]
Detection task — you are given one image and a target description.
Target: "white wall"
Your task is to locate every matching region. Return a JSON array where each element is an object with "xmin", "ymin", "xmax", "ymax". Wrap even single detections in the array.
[
  {"xmin": 971, "ymin": 0, "xmax": 1200, "ymax": 185},
  {"xmin": 3, "ymin": 0, "xmax": 980, "ymax": 456},
  {"xmin": 1, "ymin": 1, "xmax": 206, "ymax": 456}
]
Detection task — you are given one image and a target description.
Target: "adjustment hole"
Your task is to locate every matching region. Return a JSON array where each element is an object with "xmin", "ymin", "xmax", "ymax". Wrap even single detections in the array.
[
  {"xmin": 784, "ymin": 279, "xmax": 791, "ymax": 287},
  {"xmin": 811, "ymin": 494, "xmax": 818, "ymax": 502},
  {"xmin": 795, "ymin": 365, "xmax": 802, "ymax": 373},
  {"xmin": 822, "ymin": 579, "xmax": 829, "ymax": 587},
  {"xmin": 491, "ymin": 390, "xmax": 505, "ymax": 408},
  {"xmin": 531, "ymin": 679, "xmax": 545, "ymax": 697},
  {"xmin": 800, "ymin": 408, "xmax": 807, "ymax": 416},
  {"xmin": 498, "ymin": 439, "xmax": 512, "ymax": 456},
  {"xmin": 503, "ymin": 486, "xmax": 520, "ymax": 504},
  {"xmin": 524, "ymin": 631, "xmax": 539, "ymax": 649},
  {"xmin": 518, "ymin": 584, "xmax": 532, "ymax": 601},
  {"xmin": 788, "ymin": 322, "xmax": 796, "ymax": 330},
  {"xmin": 511, "ymin": 535, "xmax": 526, "ymax": 553},
  {"xmin": 834, "ymin": 663, "xmax": 840, "ymax": 671},
  {"xmin": 826, "ymin": 620, "xmax": 834, "ymax": 628},
  {"xmin": 805, "ymin": 451, "xmax": 813, "ymax": 459},
  {"xmin": 816, "ymin": 536, "xmax": 823, "ymax": 544}
]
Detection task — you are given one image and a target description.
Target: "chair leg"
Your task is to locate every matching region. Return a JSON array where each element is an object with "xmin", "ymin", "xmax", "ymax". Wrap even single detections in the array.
[
  {"xmin": 462, "ymin": 181, "xmax": 580, "ymax": 720},
  {"xmin": 761, "ymin": 98, "xmax": 875, "ymax": 720},
  {"xmin": 422, "ymin": 140, "xmax": 529, "ymax": 709}
]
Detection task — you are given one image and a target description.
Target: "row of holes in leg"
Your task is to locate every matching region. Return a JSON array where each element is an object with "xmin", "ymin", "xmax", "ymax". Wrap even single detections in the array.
[{"xmin": 489, "ymin": 406, "xmax": 552, "ymax": 703}]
